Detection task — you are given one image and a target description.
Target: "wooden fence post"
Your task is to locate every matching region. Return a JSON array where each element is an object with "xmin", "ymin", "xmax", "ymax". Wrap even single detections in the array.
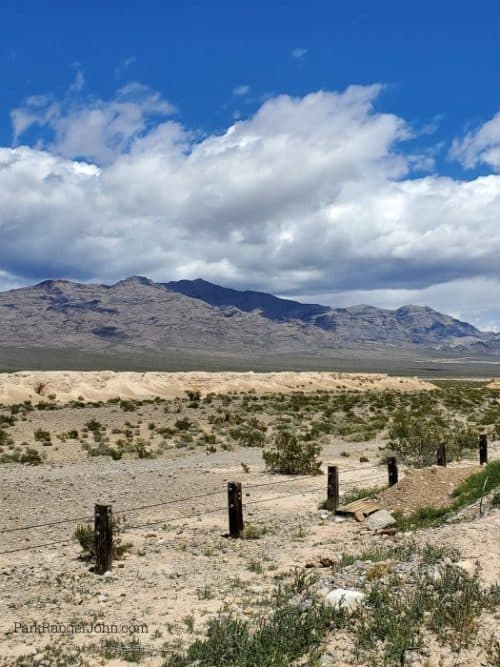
[
  {"xmin": 326, "ymin": 466, "xmax": 339, "ymax": 511},
  {"xmin": 436, "ymin": 442, "xmax": 447, "ymax": 467},
  {"xmin": 227, "ymin": 481, "xmax": 244, "ymax": 538},
  {"xmin": 479, "ymin": 434, "xmax": 488, "ymax": 466},
  {"xmin": 94, "ymin": 504, "xmax": 113, "ymax": 575},
  {"xmin": 387, "ymin": 457, "xmax": 398, "ymax": 486}
]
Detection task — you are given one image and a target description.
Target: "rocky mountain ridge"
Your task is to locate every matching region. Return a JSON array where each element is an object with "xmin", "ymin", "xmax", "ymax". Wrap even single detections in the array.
[{"xmin": 0, "ymin": 276, "xmax": 498, "ymax": 355}]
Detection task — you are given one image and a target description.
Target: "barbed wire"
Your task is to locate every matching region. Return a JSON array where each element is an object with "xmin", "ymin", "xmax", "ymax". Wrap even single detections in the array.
[
  {"xmin": 0, "ymin": 537, "xmax": 74, "ymax": 555},
  {"xmin": 1, "ymin": 454, "xmax": 495, "ymax": 553},
  {"xmin": 0, "ymin": 467, "xmax": 383, "ymax": 535}
]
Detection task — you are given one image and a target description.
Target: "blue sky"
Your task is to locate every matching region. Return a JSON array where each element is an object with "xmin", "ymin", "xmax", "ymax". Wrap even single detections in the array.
[{"xmin": 1, "ymin": 1, "xmax": 500, "ymax": 329}]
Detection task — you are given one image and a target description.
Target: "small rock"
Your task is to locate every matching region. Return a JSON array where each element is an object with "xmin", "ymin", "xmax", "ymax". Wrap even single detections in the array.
[
  {"xmin": 318, "ymin": 510, "xmax": 331, "ymax": 520},
  {"xmin": 248, "ymin": 585, "xmax": 265, "ymax": 594},
  {"xmin": 319, "ymin": 557, "xmax": 335, "ymax": 567},
  {"xmin": 456, "ymin": 559, "xmax": 476, "ymax": 575},
  {"xmin": 366, "ymin": 509, "xmax": 396, "ymax": 531},
  {"xmin": 325, "ymin": 588, "xmax": 365, "ymax": 611},
  {"xmin": 353, "ymin": 510, "xmax": 365, "ymax": 523},
  {"xmin": 297, "ymin": 598, "xmax": 313, "ymax": 612}
]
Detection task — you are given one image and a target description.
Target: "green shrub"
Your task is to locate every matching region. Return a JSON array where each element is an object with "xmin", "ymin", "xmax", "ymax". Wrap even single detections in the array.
[
  {"xmin": 263, "ymin": 430, "xmax": 321, "ymax": 475},
  {"xmin": 230, "ymin": 426, "xmax": 266, "ymax": 447},
  {"xmin": 0, "ymin": 428, "xmax": 13, "ymax": 447},
  {"xmin": 34, "ymin": 428, "xmax": 51, "ymax": 444},
  {"xmin": 175, "ymin": 418, "xmax": 192, "ymax": 431},
  {"xmin": 164, "ymin": 586, "xmax": 342, "ymax": 666},
  {"xmin": 74, "ymin": 518, "xmax": 131, "ymax": 562},
  {"xmin": 387, "ymin": 409, "xmax": 474, "ymax": 467},
  {"xmin": 0, "ymin": 447, "xmax": 44, "ymax": 465}
]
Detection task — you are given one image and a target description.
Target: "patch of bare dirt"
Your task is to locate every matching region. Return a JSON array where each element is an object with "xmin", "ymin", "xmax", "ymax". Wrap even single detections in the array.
[{"xmin": 380, "ymin": 463, "xmax": 481, "ymax": 513}]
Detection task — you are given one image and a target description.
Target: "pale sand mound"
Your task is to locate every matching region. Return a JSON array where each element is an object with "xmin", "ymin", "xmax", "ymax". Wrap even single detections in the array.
[
  {"xmin": 487, "ymin": 378, "xmax": 500, "ymax": 389},
  {"xmin": 0, "ymin": 371, "xmax": 435, "ymax": 405}
]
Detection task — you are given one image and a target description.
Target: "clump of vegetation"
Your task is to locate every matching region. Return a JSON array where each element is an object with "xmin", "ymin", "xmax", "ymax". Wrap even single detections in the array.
[
  {"xmin": 175, "ymin": 418, "xmax": 192, "ymax": 431},
  {"xmin": 74, "ymin": 517, "xmax": 131, "ymax": 562},
  {"xmin": 98, "ymin": 636, "xmax": 147, "ymax": 662},
  {"xmin": 230, "ymin": 425, "xmax": 266, "ymax": 447},
  {"xmin": 34, "ymin": 428, "xmax": 52, "ymax": 445},
  {"xmin": 0, "ymin": 428, "xmax": 13, "ymax": 447},
  {"xmin": 165, "ymin": 541, "xmax": 496, "ymax": 667},
  {"xmin": 242, "ymin": 523, "xmax": 267, "ymax": 540},
  {"xmin": 86, "ymin": 443, "xmax": 123, "ymax": 460},
  {"xmin": 263, "ymin": 430, "xmax": 321, "ymax": 475},
  {"xmin": 353, "ymin": 563, "xmax": 484, "ymax": 664},
  {"xmin": 119, "ymin": 400, "xmax": 137, "ymax": 412},
  {"xmin": 164, "ymin": 574, "xmax": 343, "ymax": 667},
  {"xmin": 0, "ymin": 446, "xmax": 45, "ymax": 465},
  {"xmin": 452, "ymin": 459, "xmax": 500, "ymax": 506},
  {"xmin": 387, "ymin": 408, "xmax": 476, "ymax": 467},
  {"xmin": 340, "ymin": 484, "xmax": 386, "ymax": 505}
]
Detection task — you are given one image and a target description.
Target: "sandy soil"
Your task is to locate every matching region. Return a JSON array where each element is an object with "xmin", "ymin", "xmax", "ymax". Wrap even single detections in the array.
[{"xmin": 0, "ymin": 371, "xmax": 435, "ymax": 405}]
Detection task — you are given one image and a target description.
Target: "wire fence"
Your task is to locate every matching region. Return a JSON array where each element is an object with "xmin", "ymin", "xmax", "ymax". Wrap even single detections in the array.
[
  {"xmin": 0, "ymin": 441, "xmax": 495, "ymax": 557},
  {"xmin": 0, "ymin": 462, "xmax": 389, "ymax": 555}
]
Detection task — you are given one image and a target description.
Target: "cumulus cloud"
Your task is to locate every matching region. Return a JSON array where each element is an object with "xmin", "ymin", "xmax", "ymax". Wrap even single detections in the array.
[
  {"xmin": 2, "ymin": 82, "xmax": 500, "ymax": 326},
  {"xmin": 11, "ymin": 83, "xmax": 175, "ymax": 163}
]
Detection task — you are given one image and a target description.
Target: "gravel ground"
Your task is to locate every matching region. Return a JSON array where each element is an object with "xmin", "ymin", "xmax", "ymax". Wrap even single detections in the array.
[{"xmin": 1, "ymin": 439, "xmax": 498, "ymax": 666}]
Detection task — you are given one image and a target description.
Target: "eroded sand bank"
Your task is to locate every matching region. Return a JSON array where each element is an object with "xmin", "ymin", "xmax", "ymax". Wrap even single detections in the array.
[{"xmin": 0, "ymin": 370, "xmax": 435, "ymax": 404}]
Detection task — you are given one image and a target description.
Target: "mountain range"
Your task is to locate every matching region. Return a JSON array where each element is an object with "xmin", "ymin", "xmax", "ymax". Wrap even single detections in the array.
[{"xmin": 0, "ymin": 276, "xmax": 498, "ymax": 356}]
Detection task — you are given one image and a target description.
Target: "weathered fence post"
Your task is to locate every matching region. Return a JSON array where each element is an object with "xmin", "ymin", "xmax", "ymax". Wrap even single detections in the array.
[
  {"xmin": 326, "ymin": 465, "xmax": 339, "ymax": 511},
  {"xmin": 94, "ymin": 504, "xmax": 113, "ymax": 575},
  {"xmin": 227, "ymin": 481, "xmax": 244, "ymax": 538},
  {"xmin": 387, "ymin": 457, "xmax": 398, "ymax": 486},
  {"xmin": 436, "ymin": 442, "xmax": 447, "ymax": 467},
  {"xmin": 479, "ymin": 434, "xmax": 488, "ymax": 466}
]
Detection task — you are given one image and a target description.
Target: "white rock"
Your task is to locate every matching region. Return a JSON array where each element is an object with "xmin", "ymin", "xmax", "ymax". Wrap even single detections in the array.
[
  {"xmin": 318, "ymin": 510, "xmax": 331, "ymax": 520},
  {"xmin": 325, "ymin": 588, "xmax": 365, "ymax": 611},
  {"xmin": 456, "ymin": 559, "xmax": 476, "ymax": 575},
  {"xmin": 366, "ymin": 509, "xmax": 396, "ymax": 531}
]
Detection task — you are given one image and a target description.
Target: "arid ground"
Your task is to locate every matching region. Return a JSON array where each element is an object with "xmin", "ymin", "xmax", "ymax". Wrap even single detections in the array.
[{"xmin": 0, "ymin": 372, "xmax": 499, "ymax": 666}]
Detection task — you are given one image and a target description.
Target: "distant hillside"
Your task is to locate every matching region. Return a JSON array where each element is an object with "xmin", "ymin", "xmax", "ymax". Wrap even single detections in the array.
[{"xmin": 0, "ymin": 276, "xmax": 497, "ymax": 356}]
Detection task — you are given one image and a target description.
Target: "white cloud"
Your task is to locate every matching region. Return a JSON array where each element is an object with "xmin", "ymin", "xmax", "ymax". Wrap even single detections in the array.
[
  {"xmin": 291, "ymin": 47, "xmax": 307, "ymax": 60},
  {"xmin": 11, "ymin": 82, "xmax": 175, "ymax": 164},
  {"xmin": 450, "ymin": 112, "xmax": 500, "ymax": 170},
  {"xmin": 2, "ymin": 83, "xmax": 500, "ymax": 327},
  {"xmin": 115, "ymin": 56, "xmax": 137, "ymax": 79},
  {"xmin": 233, "ymin": 84, "xmax": 250, "ymax": 97},
  {"xmin": 69, "ymin": 69, "xmax": 85, "ymax": 93}
]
